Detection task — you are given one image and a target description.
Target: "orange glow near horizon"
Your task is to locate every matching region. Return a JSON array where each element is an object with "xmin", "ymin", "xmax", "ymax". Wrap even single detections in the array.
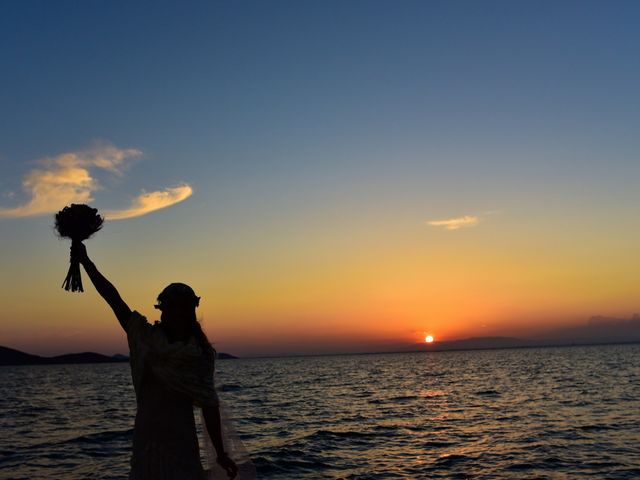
[{"xmin": 2, "ymin": 201, "xmax": 640, "ymax": 357}]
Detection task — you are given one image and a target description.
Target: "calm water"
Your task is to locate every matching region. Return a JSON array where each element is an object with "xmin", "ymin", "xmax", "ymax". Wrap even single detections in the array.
[{"xmin": 1, "ymin": 344, "xmax": 639, "ymax": 479}]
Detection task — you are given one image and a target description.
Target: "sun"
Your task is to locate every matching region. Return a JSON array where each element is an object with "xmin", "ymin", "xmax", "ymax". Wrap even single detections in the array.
[{"xmin": 425, "ymin": 335, "xmax": 434, "ymax": 343}]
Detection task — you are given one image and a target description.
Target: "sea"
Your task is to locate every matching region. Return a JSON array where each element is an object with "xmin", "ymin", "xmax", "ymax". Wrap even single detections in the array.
[{"xmin": 1, "ymin": 344, "xmax": 639, "ymax": 479}]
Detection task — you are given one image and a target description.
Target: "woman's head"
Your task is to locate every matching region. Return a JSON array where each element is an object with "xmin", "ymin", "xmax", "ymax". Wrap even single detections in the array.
[
  {"xmin": 155, "ymin": 282, "xmax": 200, "ymax": 316},
  {"xmin": 154, "ymin": 283, "xmax": 212, "ymax": 353}
]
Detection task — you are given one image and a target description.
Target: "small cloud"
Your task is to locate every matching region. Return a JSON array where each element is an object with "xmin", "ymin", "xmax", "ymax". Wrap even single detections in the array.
[
  {"xmin": 104, "ymin": 184, "xmax": 193, "ymax": 220},
  {"xmin": 0, "ymin": 144, "xmax": 191, "ymax": 220},
  {"xmin": 427, "ymin": 215, "xmax": 480, "ymax": 230}
]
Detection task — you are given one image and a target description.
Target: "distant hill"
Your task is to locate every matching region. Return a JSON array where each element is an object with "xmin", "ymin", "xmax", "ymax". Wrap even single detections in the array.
[
  {"xmin": 536, "ymin": 315, "xmax": 640, "ymax": 344},
  {"xmin": 417, "ymin": 336, "xmax": 536, "ymax": 352},
  {"xmin": 415, "ymin": 327, "xmax": 640, "ymax": 354},
  {"xmin": 407, "ymin": 315, "xmax": 640, "ymax": 354},
  {"xmin": 216, "ymin": 352, "xmax": 238, "ymax": 359},
  {"xmin": 0, "ymin": 346, "xmax": 41, "ymax": 365},
  {"xmin": 0, "ymin": 346, "xmax": 238, "ymax": 366},
  {"xmin": 0, "ymin": 346, "xmax": 128, "ymax": 366}
]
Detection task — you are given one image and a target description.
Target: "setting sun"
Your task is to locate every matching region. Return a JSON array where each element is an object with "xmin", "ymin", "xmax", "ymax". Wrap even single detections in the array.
[{"xmin": 425, "ymin": 335, "xmax": 434, "ymax": 343}]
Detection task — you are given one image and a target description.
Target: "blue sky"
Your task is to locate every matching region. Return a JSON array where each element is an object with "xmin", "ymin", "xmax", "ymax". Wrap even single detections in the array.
[{"xmin": 2, "ymin": 2, "xmax": 639, "ymax": 215}]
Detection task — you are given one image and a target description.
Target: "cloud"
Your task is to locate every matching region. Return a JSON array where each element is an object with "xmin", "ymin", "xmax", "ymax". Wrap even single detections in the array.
[
  {"xmin": 0, "ymin": 144, "xmax": 192, "ymax": 220},
  {"xmin": 104, "ymin": 184, "xmax": 193, "ymax": 220},
  {"xmin": 427, "ymin": 215, "xmax": 480, "ymax": 230},
  {"xmin": 40, "ymin": 144, "xmax": 141, "ymax": 175}
]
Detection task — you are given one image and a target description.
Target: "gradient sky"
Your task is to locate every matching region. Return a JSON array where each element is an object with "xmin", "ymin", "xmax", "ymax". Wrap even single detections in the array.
[{"xmin": 1, "ymin": 1, "xmax": 640, "ymax": 356}]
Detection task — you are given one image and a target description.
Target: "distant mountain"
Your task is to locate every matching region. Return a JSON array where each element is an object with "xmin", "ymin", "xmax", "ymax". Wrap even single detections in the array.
[
  {"xmin": 0, "ymin": 346, "xmax": 128, "ymax": 366},
  {"xmin": 537, "ymin": 315, "xmax": 640, "ymax": 344},
  {"xmin": 0, "ymin": 345, "xmax": 238, "ymax": 366},
  {"xmin": 417, "ymin": 336, "xmax": 535, "ymax": 352},
  {"xmin": 0, "ymin": 346, "xmax": 40, "ymax": 365},
  {"xmin": 216, "ymin": 352, "xmax": 238, "ymax": 359},
  {"xmin": 414, "ymin": 319, "xmax": 640, "ymax": 354}
]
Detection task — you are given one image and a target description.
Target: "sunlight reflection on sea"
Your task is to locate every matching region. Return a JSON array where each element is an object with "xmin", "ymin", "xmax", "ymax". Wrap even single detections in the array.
[{"xmin": 1, "ymin": 344, "xmax": 639, "ymax": 479}]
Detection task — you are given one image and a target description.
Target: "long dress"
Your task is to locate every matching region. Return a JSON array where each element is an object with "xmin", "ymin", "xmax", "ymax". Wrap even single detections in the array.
[{"xmin": 126, "ymin": 311, "xmax": 218, "ymax": 480}]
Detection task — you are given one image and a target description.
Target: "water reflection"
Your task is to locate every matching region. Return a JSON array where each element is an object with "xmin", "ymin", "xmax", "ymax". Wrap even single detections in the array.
[{"xmin": 2, "ymin": 344, "xmax": 640, "ymax": 479}]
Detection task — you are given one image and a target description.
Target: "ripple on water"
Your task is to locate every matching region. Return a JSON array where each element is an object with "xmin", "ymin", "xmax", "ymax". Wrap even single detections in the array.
[{"xmin": 2, "ymin": 344, "xmax": 640, "ymax": 479}]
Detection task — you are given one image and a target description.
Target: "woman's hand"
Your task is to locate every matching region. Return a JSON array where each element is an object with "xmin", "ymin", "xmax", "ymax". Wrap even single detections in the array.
[
  {"xmin": 70, "ymin": 241, "xmax": 89, "ymax": 265},
  {"xmin": 217, "ymin": 452, "xmax": 239, "ymax": 479}
]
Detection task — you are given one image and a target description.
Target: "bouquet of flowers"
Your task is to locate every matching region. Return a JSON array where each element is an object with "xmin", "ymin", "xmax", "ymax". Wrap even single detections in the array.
[{"xmin": 55, "ymin": 204, "xmax": 104, "ymax": 292}]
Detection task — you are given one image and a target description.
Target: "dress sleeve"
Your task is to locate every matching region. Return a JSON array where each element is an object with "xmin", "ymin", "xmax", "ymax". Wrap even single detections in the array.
[
  {"xmin": 126, "ymin": 310, "xmax": 151, "ymax": 351},
  {"xmin": 126, "ymin": 311, "xmax": 153, "ymax": 399}
]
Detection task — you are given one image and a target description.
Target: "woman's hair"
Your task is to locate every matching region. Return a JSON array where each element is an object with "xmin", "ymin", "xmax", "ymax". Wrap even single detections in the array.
[{"xmin": 187, "ymin": 307, "xmax": 216, "ymax": 356}]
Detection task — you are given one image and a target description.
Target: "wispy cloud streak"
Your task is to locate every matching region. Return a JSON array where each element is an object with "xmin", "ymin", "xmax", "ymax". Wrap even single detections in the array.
[
  {"xmin": 427, "ymin": 215, "xmax": 480, "ymax": 230},
  {"xmin": 0, "ymin": 144, "xmax": 192, "ymax": 219},
  {"xmin": 104, "ymin": 184, "xmax": 193, "ymax": 220}
]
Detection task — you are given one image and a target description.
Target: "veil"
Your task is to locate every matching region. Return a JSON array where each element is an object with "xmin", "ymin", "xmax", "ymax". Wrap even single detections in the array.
[
  {"xmin": 200, "ymin": 395, "xmax": 257, "ymax": 479},
  {"xmin": 128, "ymin": 310, "xmax": 255, "ymax": 479}
]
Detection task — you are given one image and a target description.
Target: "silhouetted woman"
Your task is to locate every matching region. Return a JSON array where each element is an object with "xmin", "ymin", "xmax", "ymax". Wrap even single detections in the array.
[{"xmin": 72, "ymin": 243, "xmax": 238, "ymax": 479}]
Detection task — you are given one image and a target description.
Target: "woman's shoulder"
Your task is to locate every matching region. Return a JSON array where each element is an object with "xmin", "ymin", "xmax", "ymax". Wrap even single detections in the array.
[{"xmin": 127, "ymin": 311, "xmax": 161, "ymax": 343}]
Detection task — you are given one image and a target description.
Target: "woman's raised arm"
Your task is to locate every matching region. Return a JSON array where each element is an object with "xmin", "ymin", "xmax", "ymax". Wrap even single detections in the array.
[{"xmin": 71, "ymin": 242, "xmax": 132, "ymax": 332}]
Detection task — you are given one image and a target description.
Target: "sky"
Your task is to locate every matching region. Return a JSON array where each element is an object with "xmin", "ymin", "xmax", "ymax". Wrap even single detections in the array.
[{"xmin": 1, "ymin": 1, "xmax": 640, "ymax": 357}]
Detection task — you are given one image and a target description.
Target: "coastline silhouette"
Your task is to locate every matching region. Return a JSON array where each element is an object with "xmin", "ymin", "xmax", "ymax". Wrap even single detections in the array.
[{"xmin": 71, "ymin": 241, "xmax": 242, "ymax": 479}]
